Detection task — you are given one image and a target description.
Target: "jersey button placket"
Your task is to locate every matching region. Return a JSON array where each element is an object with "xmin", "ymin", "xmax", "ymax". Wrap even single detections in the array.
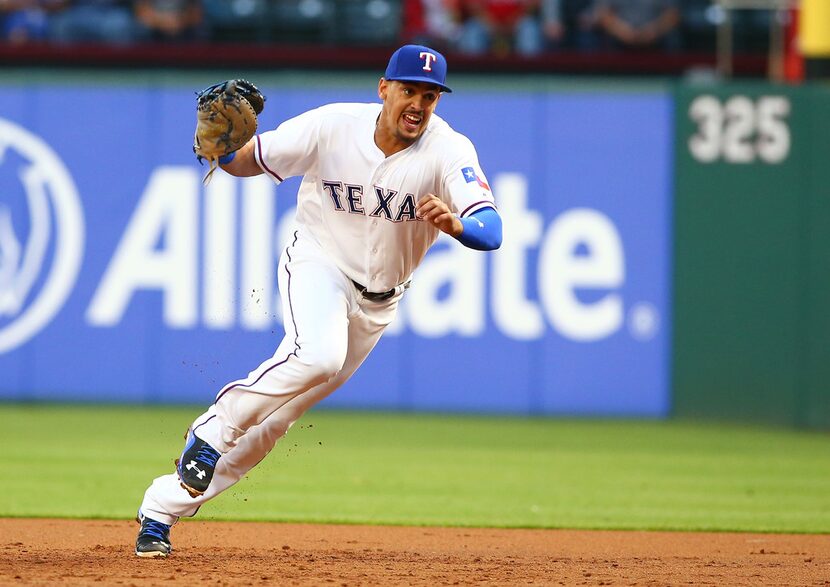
[{"xmin": 366, "ymin": 191, "xmax": 382, "ymax": 288}]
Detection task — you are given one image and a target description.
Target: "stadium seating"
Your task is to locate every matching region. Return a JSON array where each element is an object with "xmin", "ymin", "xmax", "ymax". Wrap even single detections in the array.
[
  {"xmin": 333, "ymin": 0, "xmax": 402, "ymax": 46},
  {"xmin": 203, "ymin": 0, "xmax": 401, "ymax": 46},
  {"xmin": 271, "ymin": 0, "xmax": 337, "ymax": 44},
  {"xmin": 680, "ymin": 0, "xmax": 775, "ymax": 53},
  {"xmin": 203, "ymin": 0, "xmax": 272, "ymax": 43}
]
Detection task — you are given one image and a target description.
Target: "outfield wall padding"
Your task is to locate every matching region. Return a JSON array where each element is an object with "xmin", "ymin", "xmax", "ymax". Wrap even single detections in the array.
[
  {"xmin": 672, "ymin": 83, "xmax": 830, "ymax": 428},
  {"xmin": 0, "ymin": 76, "xmax": 672, "ymax": 416},
  {"xmin": 0, "ymin": 72, "xmax": 827, "ymax": 428}
]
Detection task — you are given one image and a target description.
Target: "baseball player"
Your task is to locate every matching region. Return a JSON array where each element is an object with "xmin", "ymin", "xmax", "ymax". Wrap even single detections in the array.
[{"xmin": 135, "ymin": 44, "xmax": 503, "ymax": 557}]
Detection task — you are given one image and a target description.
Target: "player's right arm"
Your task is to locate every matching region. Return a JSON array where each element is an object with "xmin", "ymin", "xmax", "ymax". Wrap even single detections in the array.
[
  {"xmin": 220, "ymin": 105, "xmax": 325, "ymax": 179},
  {"xmin": 219, "ymin": 138, "xmax": 263, "ymax": 177}
]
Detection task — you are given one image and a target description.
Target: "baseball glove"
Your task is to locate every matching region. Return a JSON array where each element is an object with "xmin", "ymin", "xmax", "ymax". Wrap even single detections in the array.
[{"xmin": 193, "ymin": 79, "xmax": 266, "ymax": 183}]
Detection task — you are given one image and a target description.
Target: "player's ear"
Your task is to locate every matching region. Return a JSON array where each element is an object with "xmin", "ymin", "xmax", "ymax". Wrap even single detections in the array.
[{"xmin": 378, "ymin": 78, "xmax": 388, "ymax": 100}]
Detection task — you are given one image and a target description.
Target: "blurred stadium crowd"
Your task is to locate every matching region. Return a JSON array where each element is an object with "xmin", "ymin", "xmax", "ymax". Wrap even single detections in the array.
[{"xmin": 0, "ymin": 0, "xmax": 776, "ymax": 57}]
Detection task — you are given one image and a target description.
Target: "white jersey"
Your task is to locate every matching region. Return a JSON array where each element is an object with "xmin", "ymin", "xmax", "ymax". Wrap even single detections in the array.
[{"xmin": 253, "ymin": 102, "xmax": 495, "ymax": 292}]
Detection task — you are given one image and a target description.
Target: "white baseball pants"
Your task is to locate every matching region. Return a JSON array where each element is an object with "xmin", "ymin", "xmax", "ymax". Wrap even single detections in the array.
[{"xmin": 140, "ymin": 227, "xmax": 402, "ymax": 525}]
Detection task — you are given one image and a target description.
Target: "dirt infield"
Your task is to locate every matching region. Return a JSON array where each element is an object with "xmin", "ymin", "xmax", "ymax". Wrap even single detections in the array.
[{"xmin": 0, "ymin": 519, "xmax": 828, "ymax": 586}]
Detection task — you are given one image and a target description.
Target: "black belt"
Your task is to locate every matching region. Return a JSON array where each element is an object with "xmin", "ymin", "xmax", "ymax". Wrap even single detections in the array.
[{"xmin": 351, "ymin": 279, "xmax": 406, "ymax": 301}]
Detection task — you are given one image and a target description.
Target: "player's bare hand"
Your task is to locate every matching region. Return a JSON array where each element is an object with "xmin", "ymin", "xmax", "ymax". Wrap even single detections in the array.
[{"xmin": 416, "ymin": 194, "xmax": 463, "ymax": 237}]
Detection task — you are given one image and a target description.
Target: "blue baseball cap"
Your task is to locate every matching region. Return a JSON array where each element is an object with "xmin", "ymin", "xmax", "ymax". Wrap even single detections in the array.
[{"xmin": 384, "ymin": 44, "xmax": 452, "ymax": 93}]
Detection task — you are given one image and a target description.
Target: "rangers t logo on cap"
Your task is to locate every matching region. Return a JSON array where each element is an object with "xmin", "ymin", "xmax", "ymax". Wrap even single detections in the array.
[
  {"xmin": 384, "ymin": 44, "xmax": 452, "ymax": 93},
  {"xmin": 419, "ymin": 51, "xmax": 437, "ymax": 71}
]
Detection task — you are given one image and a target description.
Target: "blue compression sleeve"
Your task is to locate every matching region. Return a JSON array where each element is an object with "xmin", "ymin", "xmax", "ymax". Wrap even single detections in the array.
[
  {"xmin": 218, "ymin": 151, "xmax": 236, "ymax": 165},
  {"xmin": 454, "ymin": 207, "xmax": 503, "ymax": 251}
]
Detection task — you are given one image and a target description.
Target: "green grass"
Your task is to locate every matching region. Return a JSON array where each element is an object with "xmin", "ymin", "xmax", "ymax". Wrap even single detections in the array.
[{"xmin": 2, "ymin": 404, "xmax": 829, "ymax": 533}]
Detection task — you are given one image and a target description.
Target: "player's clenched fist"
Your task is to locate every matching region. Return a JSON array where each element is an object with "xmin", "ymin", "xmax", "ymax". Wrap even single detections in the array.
[{"xmin": 416, "ymin": 194, "xmax": 463, "ymax": 237}]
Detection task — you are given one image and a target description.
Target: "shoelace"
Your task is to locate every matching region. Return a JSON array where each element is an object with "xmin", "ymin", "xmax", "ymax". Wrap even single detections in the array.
[
  {"xmin": 195, "ymin": 444, "xmax": 220, "ymax": 467},
  {"xmin": 142, "ymin": 519, "xmax": 170, "ymax": 541}
]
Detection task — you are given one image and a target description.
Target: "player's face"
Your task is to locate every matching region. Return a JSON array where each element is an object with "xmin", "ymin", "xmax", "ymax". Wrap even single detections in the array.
[{"xmin": 377, "ymin": 79, "xmax": 441, "ymax": 152}]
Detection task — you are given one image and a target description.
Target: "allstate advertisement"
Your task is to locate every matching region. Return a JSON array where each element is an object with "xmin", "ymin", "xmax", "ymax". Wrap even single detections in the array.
[{"xmin": 0, "ymin": 82, "xmax": 672, "ymax": 416}]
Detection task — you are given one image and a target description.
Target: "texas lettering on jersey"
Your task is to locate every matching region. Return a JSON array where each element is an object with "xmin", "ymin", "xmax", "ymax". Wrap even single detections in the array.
[
  {"xmin": 254, "ymin": 102, "xmax": 495, "ymax": 289},
  {"xmin": 321, "ymin": 180, "xmax": 418, "ymax": 222}
]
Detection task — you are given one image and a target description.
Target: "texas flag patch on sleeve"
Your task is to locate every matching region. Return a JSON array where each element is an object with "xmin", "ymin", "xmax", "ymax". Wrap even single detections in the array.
[{"xmin": 461, "ymin": 166, "xmax": 490, "ymax": 191}]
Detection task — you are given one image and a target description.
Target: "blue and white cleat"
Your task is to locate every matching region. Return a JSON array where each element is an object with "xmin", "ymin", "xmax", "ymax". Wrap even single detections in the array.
[
  {"xmin": 135, "ymin": 511, "xmax": 172, "ymax": 558},
  {"xmin": 176, "ymin": 431, "xmax": 221, "ymax": 498}
]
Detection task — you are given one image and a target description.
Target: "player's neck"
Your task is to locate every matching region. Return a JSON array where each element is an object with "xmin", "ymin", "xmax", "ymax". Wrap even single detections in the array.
[{"xmin": 374, "ymin": 126, "xmax": 416, "ymax": 158}]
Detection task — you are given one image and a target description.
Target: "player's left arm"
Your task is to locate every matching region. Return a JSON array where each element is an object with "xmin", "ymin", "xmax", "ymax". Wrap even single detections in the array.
[
  {"xmin": 416, "ymin": 194, "xmax": 502, "ymax": 251},
  {"xmin": 425, "ymin": 135, "xmax": 501, "ymax": 250}
]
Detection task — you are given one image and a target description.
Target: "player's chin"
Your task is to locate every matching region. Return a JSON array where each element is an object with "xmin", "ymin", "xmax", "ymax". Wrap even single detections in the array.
[{"xmin": 397, "ymin": 121, "xmax": 423, "ymax": 141}]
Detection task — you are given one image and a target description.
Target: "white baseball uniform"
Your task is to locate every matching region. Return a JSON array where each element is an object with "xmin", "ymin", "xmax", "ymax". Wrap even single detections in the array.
[{"xmin": 140, "ymin": 102, "xmax": 496, "ymax": 525}]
